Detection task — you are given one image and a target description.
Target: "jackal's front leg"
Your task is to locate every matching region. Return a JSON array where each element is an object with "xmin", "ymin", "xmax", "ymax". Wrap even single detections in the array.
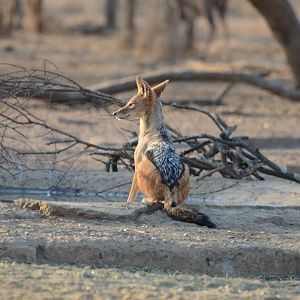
[
  {"xmin": 127, "ymin": 172, "xmax": 139, "ymax": 203},
  {"xmin": 163, "ymin": 187, "xmax": 177, "ymax": 209}
]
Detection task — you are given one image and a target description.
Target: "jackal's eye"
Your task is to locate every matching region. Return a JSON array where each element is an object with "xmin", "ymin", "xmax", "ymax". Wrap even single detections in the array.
[{"xmin": 129, "ymin": 103, "xmax": 135, "ymax": 108}]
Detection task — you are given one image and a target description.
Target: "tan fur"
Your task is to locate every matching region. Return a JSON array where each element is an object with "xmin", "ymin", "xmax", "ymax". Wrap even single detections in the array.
[
  {"xmin": 113, "ymin": 77, "xmax": 189, "ymax": 207},
  {"xmin": 136, "ymin": 157, "xmax": 189, "ymax": 205},
  {"xmin": 127, "ymin": 171, "xmax": 138, "ymax": 202}
]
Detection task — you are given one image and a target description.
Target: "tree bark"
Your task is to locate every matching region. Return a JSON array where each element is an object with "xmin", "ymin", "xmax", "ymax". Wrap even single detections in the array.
[
  {"xmin": 105, "ymin": 0, "xmax": 118, "ymax": 30},
  {"xmin": 125, "ymin": 0, "xmax": 135, "ymax": 35},
  {"xmin": 122, "ymin": 0, "xmax": 136, "ymax": 47},
  {"xmin": 248, "ymin": 0, "xmax": 300, "ymax": 88}
]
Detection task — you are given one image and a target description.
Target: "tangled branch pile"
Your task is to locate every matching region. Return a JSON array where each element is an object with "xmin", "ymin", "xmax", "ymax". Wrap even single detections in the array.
[
  {"xmin": 0, "ymin": 64, "xmax": 299, "ymax": 184},
  {"xmin": 96, "ymin": 103, "xmax": 300, "ymax": 184}
]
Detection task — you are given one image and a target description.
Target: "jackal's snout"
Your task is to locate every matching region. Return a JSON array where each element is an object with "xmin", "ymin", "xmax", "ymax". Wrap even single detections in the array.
[
  {"xmin": 112, "ymin": 104, "xmax": 132, "ymax": 120},
  {"xmin": 113, "ymin": 109, "xmax": 125, "ymax": 120}
]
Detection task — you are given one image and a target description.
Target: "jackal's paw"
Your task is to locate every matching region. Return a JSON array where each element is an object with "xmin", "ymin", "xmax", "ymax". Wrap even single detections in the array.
[
  {"xmin": 142, "ymin": 198, "xmax": 160, "ymax": 204},
  {"xmin": 121, "ymin": 203, "xmax": 130, "ymax": 209}
]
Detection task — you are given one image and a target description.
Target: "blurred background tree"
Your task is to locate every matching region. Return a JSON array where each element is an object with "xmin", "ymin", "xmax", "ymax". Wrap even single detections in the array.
[
  {"xmin": 248, "ymin": 0, "xmax": 300, "ymax": 88},
  {"xmin": 0, "ymin": 0, "xmax": 300, "ymax": 87}
]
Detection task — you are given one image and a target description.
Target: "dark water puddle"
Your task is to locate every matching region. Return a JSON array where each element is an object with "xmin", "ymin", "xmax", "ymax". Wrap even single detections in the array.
[
  {"xmin": 1, "ymin": 186, "xmax": 298, "ymax": 209},
  {"xmin": 0, "ymin": 185, "xmax": 144, "ymax": 203}
]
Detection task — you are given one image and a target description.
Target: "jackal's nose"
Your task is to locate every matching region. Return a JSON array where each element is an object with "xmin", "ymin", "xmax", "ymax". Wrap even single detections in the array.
[{"xmin": 112, "ymin": 111, "xmax": 117, "ymax": 117}]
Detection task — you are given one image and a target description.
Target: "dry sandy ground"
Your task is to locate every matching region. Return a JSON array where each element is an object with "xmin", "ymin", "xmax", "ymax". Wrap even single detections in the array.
[
  {"xmin": 0, "ymin": 184, "xmax": 300, "ymax": 299},
  {"xmin": 0, "ymin": 262, "xmax": 299, "ymax": 300},
  {"xmin": 0, "ymin": 173, "xmax": 299, "ymax": 299},
  {"xmin": 0, "ymin": 1, "xmax": 300, "ymax": 299}
]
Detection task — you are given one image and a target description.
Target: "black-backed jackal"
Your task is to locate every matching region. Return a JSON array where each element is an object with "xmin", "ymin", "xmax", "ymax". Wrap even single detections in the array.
[{"xmin": 113, "ymin": 77, "xmax": 215, "ymax": 227}]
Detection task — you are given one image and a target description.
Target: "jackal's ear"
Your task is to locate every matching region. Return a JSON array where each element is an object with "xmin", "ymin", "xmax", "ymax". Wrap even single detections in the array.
[
  {"xmin": 136, "ymin": 76, "xmax": 151, "ymax": 99},
  {"xmin": 152, "ymin": 80, "xmax": 169, "ymax": 98}
]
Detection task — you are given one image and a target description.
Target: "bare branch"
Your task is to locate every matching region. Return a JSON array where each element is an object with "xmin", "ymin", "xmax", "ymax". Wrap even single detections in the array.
[{"xmin": 0, "ymin": 64, "xmax": 299, "ymax": 188}]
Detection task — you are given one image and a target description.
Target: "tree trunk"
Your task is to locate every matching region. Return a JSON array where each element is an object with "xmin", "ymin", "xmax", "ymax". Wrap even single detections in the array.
[
  {"xmin": 105, "ymin": 0, "xmax": 118, "ymax": 30},
  {"xmin": 248, "ymin": 0, "xmax": 300, "ymax": 88},
  {"xmin": 125, "ymin": 0, "xmax": 135, "ymax": 34},
  {"xmin": 125, "ymin": 0, "xmax": 136, "ymax": 44},
  {"xmin": 164, "ymin": 0, "xmax": 179, "ymax": 61}
]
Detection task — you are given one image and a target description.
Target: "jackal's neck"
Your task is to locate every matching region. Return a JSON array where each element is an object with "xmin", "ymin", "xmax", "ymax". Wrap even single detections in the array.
[{"xmin": 139, "ymin": 101, "xmax": 164, "ymax": 138}]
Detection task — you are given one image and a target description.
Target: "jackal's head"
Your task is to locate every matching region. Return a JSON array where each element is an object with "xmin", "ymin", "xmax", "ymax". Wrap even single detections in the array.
[{"xmin": 113, "ymin": 77, "xmax": 169, "ymax": 120}]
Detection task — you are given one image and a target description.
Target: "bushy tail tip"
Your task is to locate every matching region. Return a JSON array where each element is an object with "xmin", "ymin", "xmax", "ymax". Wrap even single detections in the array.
[{"xmin": 164, "ymin": 205, "xmax": 216, "ymax": 228}]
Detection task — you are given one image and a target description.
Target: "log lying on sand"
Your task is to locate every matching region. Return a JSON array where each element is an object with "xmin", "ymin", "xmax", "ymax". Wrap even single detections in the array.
[
  {"xmin": 3, "ymin": 68, "xmax": 300, "ymax": 106},
  {"xmin": 90, "ymin": 70, "xmax": 300, "ymax": 102}
]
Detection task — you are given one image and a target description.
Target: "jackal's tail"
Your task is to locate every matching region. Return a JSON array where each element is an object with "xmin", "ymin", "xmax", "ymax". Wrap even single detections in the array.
[{"xmin": 164, "ymin": 205, "xmax": 216, "ymax": 228}]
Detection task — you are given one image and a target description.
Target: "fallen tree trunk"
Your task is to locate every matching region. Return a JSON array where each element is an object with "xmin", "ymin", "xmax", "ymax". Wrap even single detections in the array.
[
  {"xmin": 4, "ymin": 68, "xmax": 300, "ymax": 104},
  {"xmin": 89, "ymin": 70, "xmax": 300, "ymax": 102}
]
